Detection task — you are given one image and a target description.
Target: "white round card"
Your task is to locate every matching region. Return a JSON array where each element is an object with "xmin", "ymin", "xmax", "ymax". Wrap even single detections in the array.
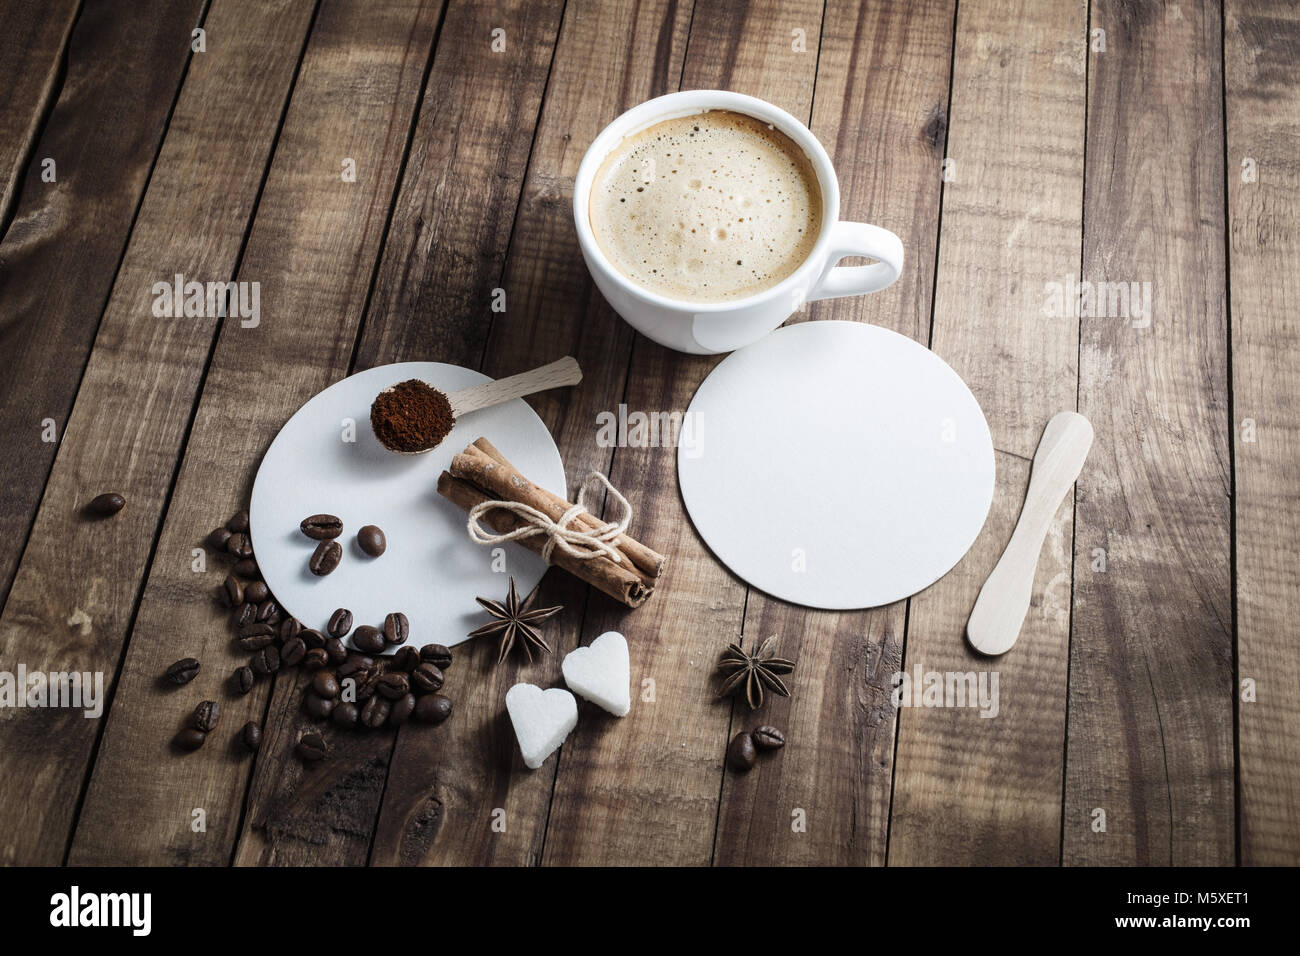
[
  {"xmin": 250, "ymin": 362, "xmax": 565, "ymax": 650},
  {"xmin": 678, "ymin": 321, "xmax": 994, "ymax": 609}
]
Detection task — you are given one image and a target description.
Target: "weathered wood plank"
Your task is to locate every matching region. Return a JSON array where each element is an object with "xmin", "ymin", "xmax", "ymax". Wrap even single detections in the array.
[
  {"xmin": 888, "ymin": 0, "xmax": 1086, "ymax": 866},
  {"xmin": 1064, "ymin": 0, "xmax": 1234, "ymax": 866},
  {"xmin": 63, "ymin": 0, "xmax": 441, "ymax": 866},
  {"xmin": 0, "ymin": 0, "xmax": 316, "ymax": 867},
  {"xmin": 714, "ymin": 0, "xmax": 954, "ymax": 867},
  {"xmin": 234, "ymin": 0, "xmax": 566, "ymax": 867},
  {"xmin": 0, "ymin": 0, "xmax": 206, "ymax": 613},
  {"xmin": 0, "ymin": 0, "xmax": 80, "ymax": 227},
  {"xmin": 1227, "ymin": 0, "xmax": 1300, "ymax": 868},
  {"xmin": 370, "ymin": 0, "xmax": 693, "ymax": 867}
]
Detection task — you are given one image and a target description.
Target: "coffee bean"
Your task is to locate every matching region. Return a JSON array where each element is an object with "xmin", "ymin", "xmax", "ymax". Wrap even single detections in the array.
[
  {"xmin": 207, "ymin": 527, "xmax": 233, "ymax": 550},
  {"xmin": 87, "ymin": 492, "xmax": 126, "ymax": 517},
  {"xmin": 231, "ymin": 602, "xmax": 257, "ymax": 628},
  {"xmin": 244, "ymin": 580, "xmax": 269, "ymax": 604},
  {"xmin": 357, "ymin": 525, "xmax": 386, "ymax": 557},
  {"xmin": 327, "ymin": 608, "xmax": 353, "ymax": 638},
  {"xmin": 233, "ymin": 665, "xmax": 255, "ymax": 694},
  {"xmin": 323, "ymin": 634, "xmax": 348, "ymax": 665},
  {"xmin": 411, "ymin": 662, "xmax": 444, "ymax": 695},
  {"xmin": 391, "ymin": 646, "xmax": 421, "ymax": 671},
  {"xmin": 309, "ymin": 540, "xmax": 341, "ymax": 576},
  {"xmin": 299, "ymin": 628, "xmax": 326, "ymax": 649},
  {"xmin": 251, "ymin": 645, "xmax": 280, "ymax": 675},
  {"xmin": 414, "ymin": 694, "xmax": 452, "ymax": 724},
  {"xmin": 351, "ymin": 625, "xmax": 384, "ymax": 654},
  {"xmin": 389, "ymin": 692, "xmax": 416, "ymax": 727},
  {"xmin": 353, "ymin": 669, "xmax": 382, "ymax": 702},
  {"xmin": 303, "ymin": 692, "xmax": 336, "ymax": 720},
  {"xmin": 360, "ymin": 695, "xmax": 390, "ymax": 729},
  {"xmin": 192, "ymin": 700, "xmax": 221, "ymax": 733},
  {"xmin": 296, "ymin": 732, "xmax": 327, "ymax": 761},
  {"xmin": 420, "ymin": 644, "xmax": 453, "ymax": 669},
  {"xmin": 752, "ymin": 726, "xmax": 786, "ymax": 750},
  {"xmin": 382, "ymin": 612, "xmax": 409, "ymax": 645},
  {"xmin": 727, "ymin": 732, "xmax": 757, "ymax": 771},
  {"xmin": 331, "ymin": 701, "xmax": 360, "ymax": 728},
  {"xmin": 221, "ymin": 574, "xmax": 244, "ymax": 608},
  {"xmin": 164, "ymin": 658, "xmax": 200, "ymax": 685},
  {"xmin": 312, "ymin": 671, "xmax": 340, "ymax": 699},
  {"xmin": 377, "ymin": 672, "xmax": 409, "ymax": 700},
  {"xmin": 280, "ymin": 635, "xmax": 307, "ymax": 667},
  {"xmin": 300, "ymin": 514, "xmax": 343, "ymax": 540},
  {"xmin": 227, "ymin": 532, "xmax": 253, "ymax": 558},
  {"xmin": 279, "ymin": 617, "xmax": 301, "ymax": 642},
  {"xmin": 238, "ymin": 629, "xmax": 275, "ymax": 651},
  {"xmin": 338, "ymin": 656, "xmax": 373, "ymax": 678},
  {"xmin": 302, "ymin": 647, "xmax": 329, "ymax": 671},
  {"xmin": 226, "ymin": 510, "xmax": 250, "ymax": 534},
  {"xmin": 176, "ymin": 728, "xmax": 207, "ymax": 750},
  {"xmin": 240, "ymin": 721, "xmax": 261, "ymax": 752},
  {"xmin": 255, "ymin": 599, "xmax": 278, "ymax": 623},
  {"xmin": 232, "ymin": 558, "xmax": 260, "ymax": 579}
]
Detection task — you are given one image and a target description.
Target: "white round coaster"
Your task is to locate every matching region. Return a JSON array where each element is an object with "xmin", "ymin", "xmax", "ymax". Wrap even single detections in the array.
[
  {"xmin": 678, "ymin": 321, "xmax": 994, "ymax": 609},
  {"xmin": 250, "ymin": 362, "xmax": 565, "ymax": 650}
]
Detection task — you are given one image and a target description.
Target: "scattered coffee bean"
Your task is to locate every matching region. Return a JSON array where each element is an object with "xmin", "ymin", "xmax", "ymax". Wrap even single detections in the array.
[
  {"xmin": 414, "ymin": 694, "xmax": 452, "ymax": 724},
  {"xmin": 309, "ymin": 540, "xmax": 341, "ymax": 576},
  {"xmin": 351, "ymin": 625, "xmax": 384, "ymax": 654},
  {"xmin": 327, "ymin": 608, "xmax": 353, "ymax": 638},
  {"xmin": 192, "ymin": 700, "xmax": 221, "ymax": 733},
  {"xmin": 239, "ymin": 621, "xmax": 274, "ymax": 639},
  {"xmin": 238, "ymin": 628, "xmax": 276, "ymax": 651},
  {"xmin": 233, "ymin": 665, "xmax": 255, "ymax": 694},
  {"xmin": 250, "ymin": 645, "xmax": 280, "ymax": 675},
  {"xmin": 207, "ymin": 527, "xmax": 233, "ymax": 550},
  {"xmin": 280, "ymin": 635, "xmax": 307, "ymax": 667},
  {"xmin": 303, "ymin": 692, "xmax": 336, "ymax": 720},
  {"xmin": 232, "ymin": 602, "xmax": 257, "ymax": 628},
  {"xmin": 299, "ymin": 628, "xmax": 326, "ymax": 649},
  {"xmin": 420, "ymin": 644, "xmax": 453, "ymax": 669},
  {"xmin": 279, "ymin": 617, "xmax": 301, "ymax": 642},
  {"xmin": 361, "ymin": 695, "xmax": 390, "ymax": 729},
  {"xmin": 383, "ymin": 612, "xmax": 409, "ymax": 645},
  {"xmin": 244, "ymin": 580, "xmax": 269, "ymax": 604},
  {"xmin": 232, "ymin": 558, "xmax": 260, "ymax": 579},
  {"xmin": 240, "ymin": 721, "xmax": 261, "ymax": 752},
  {"xmin": 389, "ymin": 693, "xmax": 416, "ymax": 727},
  {"xmin": 332, "ymin": 701, "xmax": 360, "ymax": 728},
  {"xmin": 300, "ymin": 514, "xmax": 343, "ymax": 540},
  {"xmin": 391, "ymin": 646, "xmax": 421, "ymax": 671},
  {"xmin": 164, "ymin": 658, "xmax": 201, "ymax": 685},
  {"xmin": 338, "ymin": 656, "xmax": 373, "ymax": 678},
  {"xmin": 255, "ymin": 599, "xmax": 279, "ymax": 623},
  {"xmin": 296, "ymin": 732, "xmax": 327, "ymax": 761},
  {"xmin": 312, "ymin": 671, "xmax": 340, "ymax": 699},
  {"xmin": 302, "ymin": 647, "xmax": 329, "ymax": 671},
  {"xmin": 752, "ymin": 726, "xmax": 786, "ymax": 750},
  {"xmin": 353, "ymin": 669, "xmax": 382, "ymax": 702},
  {"xmin": 727, "ymin": 731, "xmax": 757, "ymax": 771},
  {"xmin": 226, "ymin": 510, "xmax": 250, "ymax": 534},
  {"xmin": 357, "ymin": 524, "xmax": 386, "ymax": 557},
  {"xmin": 87, "ymin": 492, "xmax": 126, "ymax": 517},
  {"xmin": 221, "ymin": 574, "xmax": 244, "ymax": 608},
  {"xmin": 411, "ymin": 662, "xmax": 444, "ymax": 695},
  {"xmin": 227, "ymin": 533, "xmax": 253, "ymax": 558},
  {"xmin": 325, "ymin": 637, "xmax": 348, "ymax": 665},
  {"xmin": 176, "ymin": 728, "xmax": 207, "ymax": 751},
  {"xmin": 377, "ymin": 672, "xmax": 409, "ymax": 699}
]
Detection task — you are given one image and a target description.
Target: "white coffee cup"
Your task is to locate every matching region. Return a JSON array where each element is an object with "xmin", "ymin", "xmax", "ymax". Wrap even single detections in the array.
[{"xmin": 573, "ymin": 90, "xmax": 904, "ymax": 355}]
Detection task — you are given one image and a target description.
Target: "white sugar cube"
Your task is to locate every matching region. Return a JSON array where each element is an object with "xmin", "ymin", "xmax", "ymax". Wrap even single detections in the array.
[
  {"xmin": 505, "ymin": 684, "xmax": 577, "ymax": 770},
  {"xmin": 562, "ymin": 631, "xmax": 631, "ymax": 717}
]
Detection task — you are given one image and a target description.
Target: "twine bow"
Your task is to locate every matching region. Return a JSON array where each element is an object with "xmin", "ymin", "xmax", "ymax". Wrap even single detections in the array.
[{"xmin": 466, "ymin": 472, "xmax": 630, "ymax": 564}]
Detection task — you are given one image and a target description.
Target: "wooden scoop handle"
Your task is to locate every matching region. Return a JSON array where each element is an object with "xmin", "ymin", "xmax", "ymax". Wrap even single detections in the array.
[
  {"xmin": 966, "ymin": 411, "xmax": 1093, "ymax": 656},
  {"xmin": 447, "ymin": 357, "xmax": 582, "ymax": 418}
]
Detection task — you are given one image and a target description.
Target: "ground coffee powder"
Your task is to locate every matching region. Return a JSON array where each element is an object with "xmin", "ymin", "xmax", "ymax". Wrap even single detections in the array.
[{"xmin": 370, "ymin": 379, "xmax": 454, "ymax": 452}]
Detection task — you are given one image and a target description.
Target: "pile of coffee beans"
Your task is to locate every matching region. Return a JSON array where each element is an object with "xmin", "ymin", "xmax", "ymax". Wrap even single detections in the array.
[{"xmin": 726, "ymin": 725, "xmax": 786, "ymax": 772}]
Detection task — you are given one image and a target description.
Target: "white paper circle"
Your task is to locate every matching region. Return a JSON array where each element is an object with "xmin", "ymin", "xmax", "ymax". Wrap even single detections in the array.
[
  {"xmin": 678, "ymin": 321, "xmax": 994, "ymax": 609},
  {"xmin": 250, "ymin": 362, "xmax": 565, "ymax": 650}
]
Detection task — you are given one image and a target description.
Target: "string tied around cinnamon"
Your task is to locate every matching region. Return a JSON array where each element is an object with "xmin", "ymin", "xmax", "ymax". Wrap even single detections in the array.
[{"xmin": 466, "ymin": 472, "xmax": 631, "ymax": 564}]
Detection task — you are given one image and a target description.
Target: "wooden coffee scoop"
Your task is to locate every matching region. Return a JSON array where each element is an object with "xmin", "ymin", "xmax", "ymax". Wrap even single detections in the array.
[{"xmin": 966, "ymin": 411, "xmax": 1093, "ymax": 656}]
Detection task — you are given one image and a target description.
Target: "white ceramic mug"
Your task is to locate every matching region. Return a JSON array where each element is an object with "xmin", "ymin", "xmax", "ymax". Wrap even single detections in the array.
[{"xmin": 573, "ymin": 90, "xmax": 904, "ymax": 355}]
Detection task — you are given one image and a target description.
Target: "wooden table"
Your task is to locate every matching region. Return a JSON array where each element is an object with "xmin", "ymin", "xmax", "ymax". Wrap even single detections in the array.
[{"xmin": 0, "ymin": 0, "xmax": 1295, "ymax": 867}]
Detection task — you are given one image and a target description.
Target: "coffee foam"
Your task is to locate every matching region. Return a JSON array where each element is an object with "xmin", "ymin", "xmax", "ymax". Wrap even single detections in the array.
[{"xmin": 589, "ymin": 110, "xmax": 822, "ymax": 302}]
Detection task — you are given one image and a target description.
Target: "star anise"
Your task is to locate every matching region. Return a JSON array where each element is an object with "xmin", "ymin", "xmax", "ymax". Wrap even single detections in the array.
[
  {"xmin": 469, "ymin": 577, "xmax": 563, "ymax": 664},
  {"xmin": 715, "ymin": 636, "xmax": 795, "ymax": 710}
]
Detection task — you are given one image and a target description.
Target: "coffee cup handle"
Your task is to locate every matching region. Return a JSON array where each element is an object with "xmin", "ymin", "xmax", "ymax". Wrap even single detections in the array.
[{"xmin": 808, "ymin": 221, "xmax": 904, "ymax": 301}]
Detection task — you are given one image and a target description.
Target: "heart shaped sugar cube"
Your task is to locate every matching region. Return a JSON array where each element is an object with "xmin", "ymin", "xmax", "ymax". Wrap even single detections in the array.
[
  {"xmin": 561, "ymin": 631, "xmax": 631, "ymax": 716},
  {"xmin": 505, "ymin": 684, "xmax": 578, "ymax": 770}
]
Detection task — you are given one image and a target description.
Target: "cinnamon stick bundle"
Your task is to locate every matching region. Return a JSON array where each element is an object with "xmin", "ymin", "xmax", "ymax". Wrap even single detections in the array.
[{"xmin": 437, "ymin": 437, "xmax": 665, "ymax": 607}]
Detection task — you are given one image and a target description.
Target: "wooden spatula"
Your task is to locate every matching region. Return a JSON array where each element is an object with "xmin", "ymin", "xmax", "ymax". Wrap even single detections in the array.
[{"xmin": 966, "ymin": 411, "xmax": 1093, "ymax": 656}]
